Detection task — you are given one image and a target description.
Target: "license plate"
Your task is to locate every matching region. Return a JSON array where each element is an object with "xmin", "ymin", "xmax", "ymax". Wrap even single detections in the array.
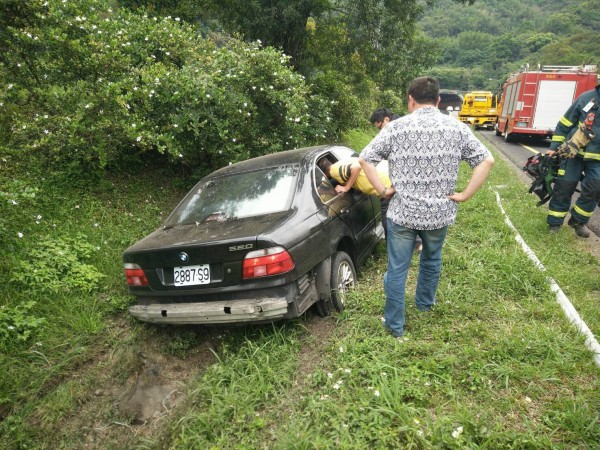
[{"xmin": 174, "ymin": 264, "xmax": 210, "ymax": 286}]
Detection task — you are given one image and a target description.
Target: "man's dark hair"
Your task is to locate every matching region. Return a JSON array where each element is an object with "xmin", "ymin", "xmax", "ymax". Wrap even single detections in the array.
[
  {"xmin": 317, "ymin": 158, "xmax": 332, "ymax": 176},
  {"xmin": 369, "ymin": 108, "xmax": 394, "ymax": 124},
  {"xmin": 407, "ymin": 76, "xmax": 439, "ymax": 105}
]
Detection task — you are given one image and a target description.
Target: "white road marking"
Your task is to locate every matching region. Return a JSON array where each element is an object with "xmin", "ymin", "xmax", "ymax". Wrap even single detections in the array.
[{"xmin": 492, "ymin": 187, "xmax": 600, "ymax": 367}]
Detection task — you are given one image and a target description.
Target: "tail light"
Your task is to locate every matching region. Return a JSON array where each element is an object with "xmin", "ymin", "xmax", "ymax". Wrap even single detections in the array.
[
  {"xmin": 124, "ymin": 263, "xmax": 149, "ymax": 286},
  {"xmin": 243, "ymin": 246, "xmax": 294, "ymax": 279}
]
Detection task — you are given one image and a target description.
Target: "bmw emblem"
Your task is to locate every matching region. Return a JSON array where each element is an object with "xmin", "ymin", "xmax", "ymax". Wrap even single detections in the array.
[{"xmin": 179, "ymin": 252, "xmax": 189, "ymax": 263}]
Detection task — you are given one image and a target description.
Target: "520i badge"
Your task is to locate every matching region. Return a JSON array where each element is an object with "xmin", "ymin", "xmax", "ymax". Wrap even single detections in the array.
[{"xmin": 229, "ymin": 243, "xmax": 253, "ymax": 252}]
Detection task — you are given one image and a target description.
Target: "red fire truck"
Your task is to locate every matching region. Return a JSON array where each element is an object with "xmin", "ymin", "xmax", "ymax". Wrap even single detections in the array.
[{"xmin": 496, "ymin": 64, "xmax": 598, "ymax": 143}]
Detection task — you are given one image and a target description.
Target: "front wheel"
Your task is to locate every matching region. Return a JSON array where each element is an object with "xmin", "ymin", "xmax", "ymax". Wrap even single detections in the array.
[{"xmin": 330, "ymin": 251, "xmax": 356, "ymax": 312}]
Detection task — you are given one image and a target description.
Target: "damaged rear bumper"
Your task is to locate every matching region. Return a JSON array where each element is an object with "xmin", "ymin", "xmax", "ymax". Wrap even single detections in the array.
[{"xmin": 129, "ymin": 297, "xmax": 289, "ymax": 324}]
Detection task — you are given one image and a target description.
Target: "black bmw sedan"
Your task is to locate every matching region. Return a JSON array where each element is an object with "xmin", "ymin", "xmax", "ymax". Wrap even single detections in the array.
[{"xmin": 123, "ymin": 144, "xmax": 384, "ymax": 325}]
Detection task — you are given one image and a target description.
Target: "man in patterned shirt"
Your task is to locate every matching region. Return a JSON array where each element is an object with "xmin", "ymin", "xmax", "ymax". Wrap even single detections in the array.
[{"xmin": 359, "ymin": 76, "xmax": 494, "ymax": 338}]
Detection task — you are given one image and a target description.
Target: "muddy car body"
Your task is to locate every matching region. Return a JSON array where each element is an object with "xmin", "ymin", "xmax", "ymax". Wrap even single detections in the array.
[{"xmin": 123, "ymin": 145, "xmax": 384, "ymax": 325}]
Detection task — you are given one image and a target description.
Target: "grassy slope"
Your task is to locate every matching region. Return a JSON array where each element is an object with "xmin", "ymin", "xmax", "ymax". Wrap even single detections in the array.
[{"xmin": 1, "ymin": 131, "xmax": 599, "ymax": 448}]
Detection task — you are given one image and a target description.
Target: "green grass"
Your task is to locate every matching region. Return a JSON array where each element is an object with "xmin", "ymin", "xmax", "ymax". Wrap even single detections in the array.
[{"xmin": 1, "ymin": 130, "xmax": 599, "ymax": 448}]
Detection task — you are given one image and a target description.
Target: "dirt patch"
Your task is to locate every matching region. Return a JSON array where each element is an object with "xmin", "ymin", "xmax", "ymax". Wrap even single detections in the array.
[
  {"xmin": 295, "ymin": 315, "xmax": 337, "ymax": 380},
  {"xmin": 23, "ymin": 320, "xmax": 221, "ymax": 449}
]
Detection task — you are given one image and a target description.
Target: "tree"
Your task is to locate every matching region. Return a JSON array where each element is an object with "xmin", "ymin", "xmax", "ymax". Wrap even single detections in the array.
[{"xmin": 0, "ymin": 0, "xmax": 340, "ymax": 179}]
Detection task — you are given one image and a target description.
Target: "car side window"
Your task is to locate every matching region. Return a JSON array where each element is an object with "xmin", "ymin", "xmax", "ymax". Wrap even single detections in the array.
[{"xmin": 315, "ymin": 166, "xmax": 337, "ymax": 204}]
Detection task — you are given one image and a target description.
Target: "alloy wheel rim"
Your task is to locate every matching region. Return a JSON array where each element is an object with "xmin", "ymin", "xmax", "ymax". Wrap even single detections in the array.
[{"xmin": 336, "ymin": 261, "xmax": 355, "ymax": 305}]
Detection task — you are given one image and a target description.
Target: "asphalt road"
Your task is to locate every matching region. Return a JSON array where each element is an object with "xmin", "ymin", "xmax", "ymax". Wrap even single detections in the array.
[{"xmin": 476, "ymin": 129, "xmax": 600, "ymax": 237}]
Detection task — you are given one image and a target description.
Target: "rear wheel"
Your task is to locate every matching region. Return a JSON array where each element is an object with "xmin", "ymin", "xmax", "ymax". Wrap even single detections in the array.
[
  {"xmin": 495, "ymin": 126, "xmax": 501, "ymax": 136},
  {"xmin": 504, "ymin": 131, "xmax": 512, "ymax": 143},
  {"xmin": 330, "ymin": 251, "xmax": 356, "ymax": 312}
]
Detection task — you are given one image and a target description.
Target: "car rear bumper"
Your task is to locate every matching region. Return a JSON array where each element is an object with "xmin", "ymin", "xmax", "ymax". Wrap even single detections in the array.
[{"xmin": 129, "ymin": 297, "xmax": 289, "ymax": 324}]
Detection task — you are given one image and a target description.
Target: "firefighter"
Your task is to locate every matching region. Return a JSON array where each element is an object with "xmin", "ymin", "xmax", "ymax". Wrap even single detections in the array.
[{"xmin": 546, "ymin": 83, "xmax": 600, "ymax": 237}]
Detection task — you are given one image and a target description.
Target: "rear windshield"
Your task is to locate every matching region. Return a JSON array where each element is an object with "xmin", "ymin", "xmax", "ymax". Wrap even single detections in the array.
[{"xmin": 164, "ymin": 165, "xmax": 299, "ymax": 227}]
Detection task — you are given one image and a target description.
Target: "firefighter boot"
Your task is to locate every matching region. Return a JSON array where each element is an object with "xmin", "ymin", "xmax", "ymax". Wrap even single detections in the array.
[
  {"xmin": 548, "ymin": 225, "xmax": 560, "ymax": 234},
  {"xmin": 568, "ymin": 217, "xmax": 591, "ymax": 238}
]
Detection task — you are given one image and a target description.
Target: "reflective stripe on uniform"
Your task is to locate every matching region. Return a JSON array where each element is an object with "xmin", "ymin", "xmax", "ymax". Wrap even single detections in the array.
[
  {"xmin": 548, "ymin": 210, "xmax": 568, "ymax": 218},
  {"xmin": 559, "ymin": 116, "xmax": 573, "ymax": 127},
  {"xmin": 573, "ymin": 204, "xmax": 594, "ymax": 217},
  {"xmin": 557, "ymin": 169, "xmax": 565, "ymax": 175},
  {"xmin": 577, "ymin": 150, "xmax": 600, "ymax": 160},
  {"xmin": 552, "ymin": 135, "xmax": 566, "ymax": 143}
]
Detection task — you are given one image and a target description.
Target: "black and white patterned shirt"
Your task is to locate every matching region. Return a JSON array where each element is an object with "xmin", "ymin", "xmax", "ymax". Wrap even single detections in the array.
[{"xmin": 360, "ymin": 106, "xmax": 491, "ymax": 230}]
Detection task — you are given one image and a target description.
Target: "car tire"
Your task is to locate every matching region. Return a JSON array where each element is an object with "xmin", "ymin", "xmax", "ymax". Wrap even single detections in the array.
[
  {"xmin": 330, "ymin": 251, "xmax": 356, "ymax": 312},
  {"xmin": 504, "ymin": 131, "xmax": 512, "ymax": 143},
  {"xmin": 495, "ymin": 126, "xmax": 502, "ymax": 136}
]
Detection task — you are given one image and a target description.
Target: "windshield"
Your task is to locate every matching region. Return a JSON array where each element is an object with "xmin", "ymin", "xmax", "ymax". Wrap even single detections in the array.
[{"xmin": 164, "ymin": 165, "xmax": 298, "ymax": 227}]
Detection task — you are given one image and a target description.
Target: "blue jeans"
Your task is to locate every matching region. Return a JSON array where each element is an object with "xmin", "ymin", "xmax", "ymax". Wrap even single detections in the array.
[{"xmin": 383, "ymin": 220, "xmax": 448, "ymax": 337}]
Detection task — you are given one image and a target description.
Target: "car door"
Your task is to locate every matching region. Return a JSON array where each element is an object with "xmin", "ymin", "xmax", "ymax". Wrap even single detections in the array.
[{"xmin": 314, "ymin": 163, "xmax": 378, "ymax": 257}]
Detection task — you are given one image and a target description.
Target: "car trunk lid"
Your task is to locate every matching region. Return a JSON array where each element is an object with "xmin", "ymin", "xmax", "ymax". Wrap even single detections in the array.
[{"xmin": 124, "ymin": 211, "xmax": 291, "ymax": 291}]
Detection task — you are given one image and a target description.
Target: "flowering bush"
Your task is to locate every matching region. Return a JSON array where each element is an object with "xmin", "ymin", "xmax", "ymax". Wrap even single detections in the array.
[{"xmin": 1, "ymin": 0, "xmax": 341, "ymax": 179}]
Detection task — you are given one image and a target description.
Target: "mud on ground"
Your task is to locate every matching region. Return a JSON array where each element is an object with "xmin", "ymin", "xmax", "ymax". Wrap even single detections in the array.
[{"xmin": 24, "ymin": 313, "xmax": 337, "ymax": 449}]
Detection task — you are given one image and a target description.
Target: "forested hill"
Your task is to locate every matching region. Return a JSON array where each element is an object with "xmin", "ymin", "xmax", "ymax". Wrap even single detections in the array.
[{"xmin": 418, "ymin": 0, "xmax": 600, "ymax": 92}]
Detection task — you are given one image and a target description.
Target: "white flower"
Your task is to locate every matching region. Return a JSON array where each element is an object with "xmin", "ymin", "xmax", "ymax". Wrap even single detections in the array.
[
  {"xmin": 343, "ymin": 368, "xmax": 351, "ymax": 374},
  {"xmin": 136, "ymin": 136, "xmax": 142, "ymax": 142},
  {"xmin": 8, "ymin": 326, "xmax": 15, "ymax": 330},
  {"xmin": 17, "ymin": 232, "xmax": 23, "ymax": 238},
  {"xmin": 333, "ymin": 383, "xmax": 341, "ymax": 390},
  {"xmin": 417, "ymin": 430, "xmax": 424, "ymax": 437},
  {"xmin": 206, "ymin": 94, "xmax": 211, "ymax": 98},
  {"xmin": 327, "ymin": 372, "xmax": 333, "ymax": 379},
  {"xmin": 374, "ymin": 390, "xmax": 380, "ymax": 397},
  {"xmin": 452, "ymin": 426, "xmax": 463, "ymax": 439},
  {"xmin": 11, "ymin": 200, "xmax": 18, "ymax": 205},
  {"xmin": 339, "ymin": 346, "xmax": 344, "ymax": 353},
  {"xmin": 524, "ymin": 396, "xmax": 532, "ymax": 403}
]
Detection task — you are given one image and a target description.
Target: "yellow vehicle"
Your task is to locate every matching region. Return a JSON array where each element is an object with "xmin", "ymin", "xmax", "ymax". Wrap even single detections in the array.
[{"xmin": 458, "ymin": 91, "xmax": 498, "ymax": 130}]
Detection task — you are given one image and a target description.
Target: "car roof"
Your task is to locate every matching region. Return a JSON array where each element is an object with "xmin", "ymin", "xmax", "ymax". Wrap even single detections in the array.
[{"xmin": 206, "ymin": 145, "xmax": 345, "ymax": 179}]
